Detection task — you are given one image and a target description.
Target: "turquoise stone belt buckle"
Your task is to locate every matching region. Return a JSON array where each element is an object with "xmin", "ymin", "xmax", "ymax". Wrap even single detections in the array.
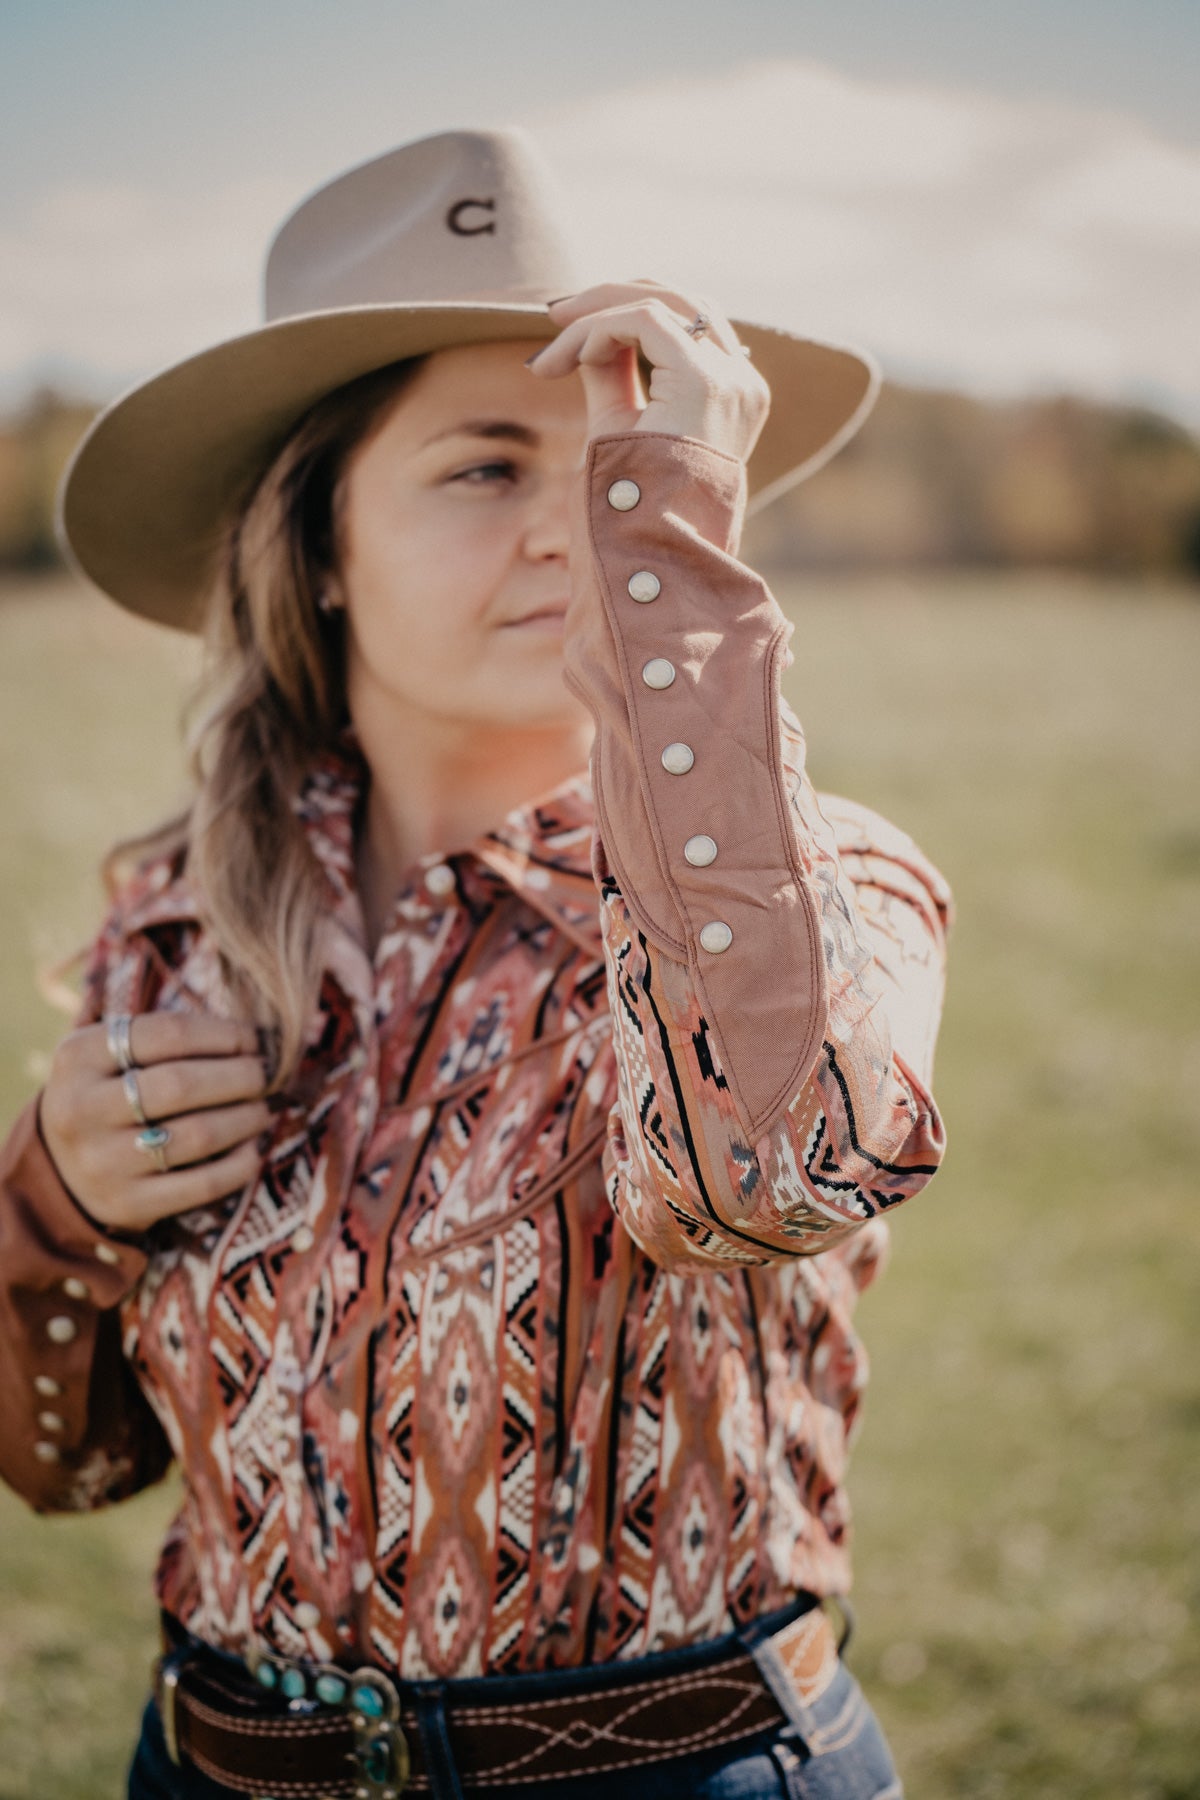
[
  {"xmin": 346, "ymin": 1667, "xmax": 409, "ymax": 1799},
  {"xmin": 244, "ymin": 1647, "xmax": 409, "ymax": 1798}
]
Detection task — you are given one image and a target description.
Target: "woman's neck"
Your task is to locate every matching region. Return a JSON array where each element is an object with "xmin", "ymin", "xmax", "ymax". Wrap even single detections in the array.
[{"xmin": 350, "ymin": 701, "xmax": 593, "ymax": 951}]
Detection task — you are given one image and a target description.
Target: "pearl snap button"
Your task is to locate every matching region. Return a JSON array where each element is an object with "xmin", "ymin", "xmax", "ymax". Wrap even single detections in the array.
[
  {"xmin": 46, "ymin": 1316, "xmax": 77, "ymax": 1345},
  {"xmin": 606, "ymin": 479, "xmax": 641, "ymax": 511},
  {"xmin": 627, "ymin": 570, "xmax": 661, "ymax": 603},
  {"xmin": 294, "ymin": 1602, "xmax": 321, "ymax": 1630},
  {"xmin": 291, "ymin": 1225, "xmax": 315, "ymax": 1254},
  {"xmin": 34, "ymin": 1376, "xmax": 63, "ymax": 1398},
  {"xmin": 424, "ymin": 863, "xmax": 456, "ymax": 898},
  {"xmin": 699, "ymin": 921, "xmax": 734, "ymax": 954},
  {"xmin": 641, "ymin": 658, "xmax": 676, "ymax": 690},
  {"xmin": 94, "ymin": 1243, "xmax": 122, "ymax": 1265},
  {"xmin": 33, "ymin": 1441, "xmax": 61, "ymax": 1464},
  {"xmin": 684, "ymin": 835, "xmax": 718, "ymax": 867},
  {"xmin": 37, "ymin": 1411, "xmax": 65, "ymax": 1433},
  {"xmin": 661, "ymin": 742, "xmax": 695, "ymax": 775},
  {"xmin": 62, "ymin": 1277, "xmax": 90, "ymax": 1302}
]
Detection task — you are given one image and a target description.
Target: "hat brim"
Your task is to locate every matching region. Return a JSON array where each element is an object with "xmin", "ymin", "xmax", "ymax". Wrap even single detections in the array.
[{"xmin": 57, "ymin": 303, "xmax": 880, "ymax": 631}]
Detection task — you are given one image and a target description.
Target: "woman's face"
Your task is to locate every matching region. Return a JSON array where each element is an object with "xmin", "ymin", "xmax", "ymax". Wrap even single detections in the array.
[{"xmin": 333, "ymin": 339, "xmax": 592, "ymax": 736}]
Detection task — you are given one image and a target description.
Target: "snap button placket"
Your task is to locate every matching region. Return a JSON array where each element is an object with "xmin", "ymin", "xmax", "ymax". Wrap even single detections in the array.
[
  {"xmin": 607, "ymin": 479, "xmax": 641, "ymax": 512},
  {"xmin": 642, "ymin": 658, "xmax": 676, "ymax": 691},
  {"xmin": 699, "ymin": 921, "xmax": 734, "ymax": 954},
  {"xmin": 627, "ymin": 570, "xmax": 661, "ymax": 603},
  {"xmin": 424, "ymin": 863, "xmax": 457, "ymax": 899},
  {"xmin": 46, "ymin": 1316, "xmax": 77, "ymax": 1345},
  {"xmin": 661, "ymin": 742, "xmax": 694, "ymax": 775},
  {"xmin": 684, "ymin": 835, "xmax": 718, "ymax": 867}
]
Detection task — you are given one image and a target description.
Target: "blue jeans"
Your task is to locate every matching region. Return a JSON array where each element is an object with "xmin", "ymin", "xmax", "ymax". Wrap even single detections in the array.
[{"xmin": 128, "ymin": 1643, "xmax": 902, "ymax": 1799}]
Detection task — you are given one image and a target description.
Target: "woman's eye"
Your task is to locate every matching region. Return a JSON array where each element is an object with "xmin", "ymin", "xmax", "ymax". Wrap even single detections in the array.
[{"xmin": 452, "ymin": 460, "xmax": 519, "ymax": 485}]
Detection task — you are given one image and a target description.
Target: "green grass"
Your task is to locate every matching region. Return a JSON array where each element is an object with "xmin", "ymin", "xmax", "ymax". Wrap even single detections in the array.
[{"xmin": 1, "ymin": 569, "xmax": 1197, "ymax": 1798}]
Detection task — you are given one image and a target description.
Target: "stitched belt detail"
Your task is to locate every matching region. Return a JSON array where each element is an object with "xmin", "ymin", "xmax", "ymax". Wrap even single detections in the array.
[
  {"xmin": 156, "ymin": 1603, "xmax": 841, "ymax": 1794},
  {"xmin": 440, "ymin": 1664, "xmax": 780, "ymax": 1786}
]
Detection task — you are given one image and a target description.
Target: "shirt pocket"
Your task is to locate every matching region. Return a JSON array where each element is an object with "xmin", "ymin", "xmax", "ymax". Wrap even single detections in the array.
[{"xmin": 395, "ymin": 1026, "xmax": 615, "ymax": 1259}]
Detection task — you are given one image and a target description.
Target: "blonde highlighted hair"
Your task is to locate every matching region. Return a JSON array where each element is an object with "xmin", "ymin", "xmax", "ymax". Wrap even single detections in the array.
[{"xmin": 96, "ymin": 355, "xmax": 426, "ymax": 1090}]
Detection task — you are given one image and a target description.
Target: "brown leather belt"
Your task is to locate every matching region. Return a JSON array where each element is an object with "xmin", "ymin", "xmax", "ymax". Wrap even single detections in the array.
[{"xmin": 155, "ymin": 1598, "xmax": 843, "ymax": 1796}]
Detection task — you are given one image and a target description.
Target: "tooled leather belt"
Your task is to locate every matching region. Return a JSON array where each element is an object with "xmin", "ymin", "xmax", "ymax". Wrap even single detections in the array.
[{"xmin": 156, "ymin": 1595, "xmax": 846, "ymax": 1797}]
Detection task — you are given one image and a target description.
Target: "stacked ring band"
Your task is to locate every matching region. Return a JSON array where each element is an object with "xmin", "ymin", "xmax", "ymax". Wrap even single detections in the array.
[
  {"xmin": 106, "ymin": 1013, "xmax": 137, "ymax": 1073},
  {"xmin": 681, "ymin": 312, "xmax": 751, "ymax": 357},
  {"xmin": 122, "ymin": 1067, "xmax": 149, "ymax": 1126},
  {"xmin": 135, "ymin": 1123, "xmax": 171, "ymax": 1175}
]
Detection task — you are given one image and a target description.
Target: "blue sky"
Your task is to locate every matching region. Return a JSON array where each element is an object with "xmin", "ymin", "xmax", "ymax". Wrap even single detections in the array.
[
  {"xmin": 2, "ymin": 1, "xmax": 1198, "ymax": 422},
  {"xmin": 3, "ymin": 0, "xmax": 1196, "ymax": 207}
]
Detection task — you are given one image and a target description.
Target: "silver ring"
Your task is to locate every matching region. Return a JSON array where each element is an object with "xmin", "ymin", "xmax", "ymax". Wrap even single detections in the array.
[
  {"xmin": 134, "ymin": 1123, "xmax": 171, "ymax": 1175},
  {"xmin": 121, "ymin": 1067, "xmax": 149, "ymax": 1126},
  {"xmin": 106, "ymin": 1013, "xmax": 137, "ymax": 1073},
  {"xmin": 684, "ymin": 313, "xmax": 711, "ymax": 340}
]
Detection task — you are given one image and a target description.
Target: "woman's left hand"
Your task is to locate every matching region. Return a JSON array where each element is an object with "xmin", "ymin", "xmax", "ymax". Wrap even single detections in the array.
[{"xmin": 526, "ymin": 280, "xmax": 770, "ymax": 466}]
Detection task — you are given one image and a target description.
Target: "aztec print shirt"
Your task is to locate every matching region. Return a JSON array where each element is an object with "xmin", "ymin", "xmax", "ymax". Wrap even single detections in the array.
[{"xmin": 0, "ymin": 433, "xmax": 952, "ymax": 1678}]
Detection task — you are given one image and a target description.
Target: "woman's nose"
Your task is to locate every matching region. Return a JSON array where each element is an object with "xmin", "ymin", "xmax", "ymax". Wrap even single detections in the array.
[{"xmin": 521, "ymin": 471, "xmax": 574, "ymax": 560}]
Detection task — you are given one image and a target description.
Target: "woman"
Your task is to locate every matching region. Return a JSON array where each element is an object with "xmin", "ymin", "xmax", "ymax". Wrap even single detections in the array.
[{"xmin": 0, "ymin": 130, "xmax": 951, "ymax": 1798}]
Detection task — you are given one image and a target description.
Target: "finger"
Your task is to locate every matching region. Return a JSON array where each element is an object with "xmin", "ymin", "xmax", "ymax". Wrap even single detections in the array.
[
  {"xmin": 101, "ymin": 1053, "xmax": 268, "ymax": 1129},
  {"xmin": 548, "ymin": 283, "xmax": 741, "ymax": 354},
  {"xmin": 576, "ymin": 345, "xmax": 644, "ymax": 438},
  {"xmin": 533, "ymin": 300, "xmax": 705, "ymax": 380},
  {"xmin": 121, "ymin": 1136, "xmax": 266, "ymax": 1230},
  {"xmin": 123, "ymin": 1098, "xmax": 271, "ymax": 1176},
  {"xmin": 89, "ymin": 1012, "xmax": 261, "ymax": 1073}
]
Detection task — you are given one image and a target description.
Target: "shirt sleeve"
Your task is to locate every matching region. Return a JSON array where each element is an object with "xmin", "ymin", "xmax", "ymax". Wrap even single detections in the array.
[
  {"xmin": 561, "ymin": 430, "xmax": 953, "ymax": 1270},
  {"xmin": 0, "ymin": 902, "xmax": 171, "ymax": 1512}
]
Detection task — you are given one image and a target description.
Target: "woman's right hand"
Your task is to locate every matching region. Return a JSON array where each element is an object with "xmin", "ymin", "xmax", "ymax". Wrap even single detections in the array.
[{"xmin": 39, "ymin": 1013, "xmax": 271, "ymax": 1237}]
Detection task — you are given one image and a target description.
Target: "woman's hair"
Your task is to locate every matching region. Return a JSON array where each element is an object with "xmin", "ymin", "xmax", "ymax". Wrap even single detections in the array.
[{"xmin": 96, "ymin": 355, "xmax": 427, "ymax": 1090}]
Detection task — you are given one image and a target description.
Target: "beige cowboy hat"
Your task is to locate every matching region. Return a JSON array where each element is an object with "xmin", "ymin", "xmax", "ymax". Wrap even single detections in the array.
[{"xmin": 56, "ymin": 127, "xmax": 882, "ymax": 633}]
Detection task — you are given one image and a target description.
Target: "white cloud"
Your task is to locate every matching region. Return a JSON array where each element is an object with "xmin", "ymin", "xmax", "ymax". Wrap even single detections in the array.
[
  {"xmin": 1, "ymin": 59, "xmax": 1197, "ymax": 429},
  {"xmin": 529, "ymin": 61, "xmax": 1200, "ymax": 425},
  {"xmin": 0, "ymin": 175, "xmax": 295, "ymax": 403}
]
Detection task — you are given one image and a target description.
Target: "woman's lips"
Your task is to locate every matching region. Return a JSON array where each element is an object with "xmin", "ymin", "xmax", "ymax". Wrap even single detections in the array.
[{"xmin": 503, "ymin": 605, "xmax": 568, "ymax": 630}]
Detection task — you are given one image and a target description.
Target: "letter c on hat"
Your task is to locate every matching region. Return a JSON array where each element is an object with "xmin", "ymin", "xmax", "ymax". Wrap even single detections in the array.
[{"xmin": 447, "ymin": 198, "xmax": 496, "ymax": 236}]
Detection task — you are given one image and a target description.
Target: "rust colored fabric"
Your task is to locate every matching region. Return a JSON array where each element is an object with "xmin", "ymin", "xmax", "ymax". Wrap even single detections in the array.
[{"xmin": 0, "ymin": 433, "xmax": 952, "ymax": 1678}]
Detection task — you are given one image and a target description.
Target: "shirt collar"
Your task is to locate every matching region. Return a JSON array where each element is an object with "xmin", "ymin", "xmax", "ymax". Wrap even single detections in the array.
[{"xmin": 121, "ymin": 728, "xmax": 603, "ymax": 959}]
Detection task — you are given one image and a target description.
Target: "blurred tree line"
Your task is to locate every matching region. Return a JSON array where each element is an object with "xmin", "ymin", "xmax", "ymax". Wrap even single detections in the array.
[
  {"xmin": 747, "ymin": 384, "xmax": 1200, "ymax": 579},
  {"xmin": 2, "ymin": 382, "xmax": 1198, "ymax": 579}
]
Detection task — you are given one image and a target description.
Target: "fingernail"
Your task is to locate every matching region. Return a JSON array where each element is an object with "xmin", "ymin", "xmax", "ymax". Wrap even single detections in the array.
[
  {"xmin": 524, "ymin": 348, "xmax": 545, "ymax": 367},
  {"xmin": 546, "ymin": 294, "xmax": 575, "ymax": 305}
]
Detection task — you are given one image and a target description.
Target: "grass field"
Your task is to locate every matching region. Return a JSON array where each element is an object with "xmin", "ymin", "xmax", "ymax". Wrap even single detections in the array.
[{"xmin": 0, "ymin": 570, "xmax": 1197, "ymax": 1799}]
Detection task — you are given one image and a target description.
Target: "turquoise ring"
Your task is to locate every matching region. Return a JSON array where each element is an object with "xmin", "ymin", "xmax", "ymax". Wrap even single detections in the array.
[{"xmin": 135, "ymin": 1122, "xmax": 171, "ymax": 1174}]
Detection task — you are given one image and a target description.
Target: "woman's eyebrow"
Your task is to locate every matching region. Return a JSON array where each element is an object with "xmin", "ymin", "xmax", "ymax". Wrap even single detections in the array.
[{"xmin": 420, "ymin": 420, "xmax": 540, "ymax": 450}]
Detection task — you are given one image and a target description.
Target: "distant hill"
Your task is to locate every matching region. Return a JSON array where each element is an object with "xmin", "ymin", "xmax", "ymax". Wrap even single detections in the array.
[{"xmin": 2, "ymin": 382, "xmax": 1198, "ymax": 581}]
